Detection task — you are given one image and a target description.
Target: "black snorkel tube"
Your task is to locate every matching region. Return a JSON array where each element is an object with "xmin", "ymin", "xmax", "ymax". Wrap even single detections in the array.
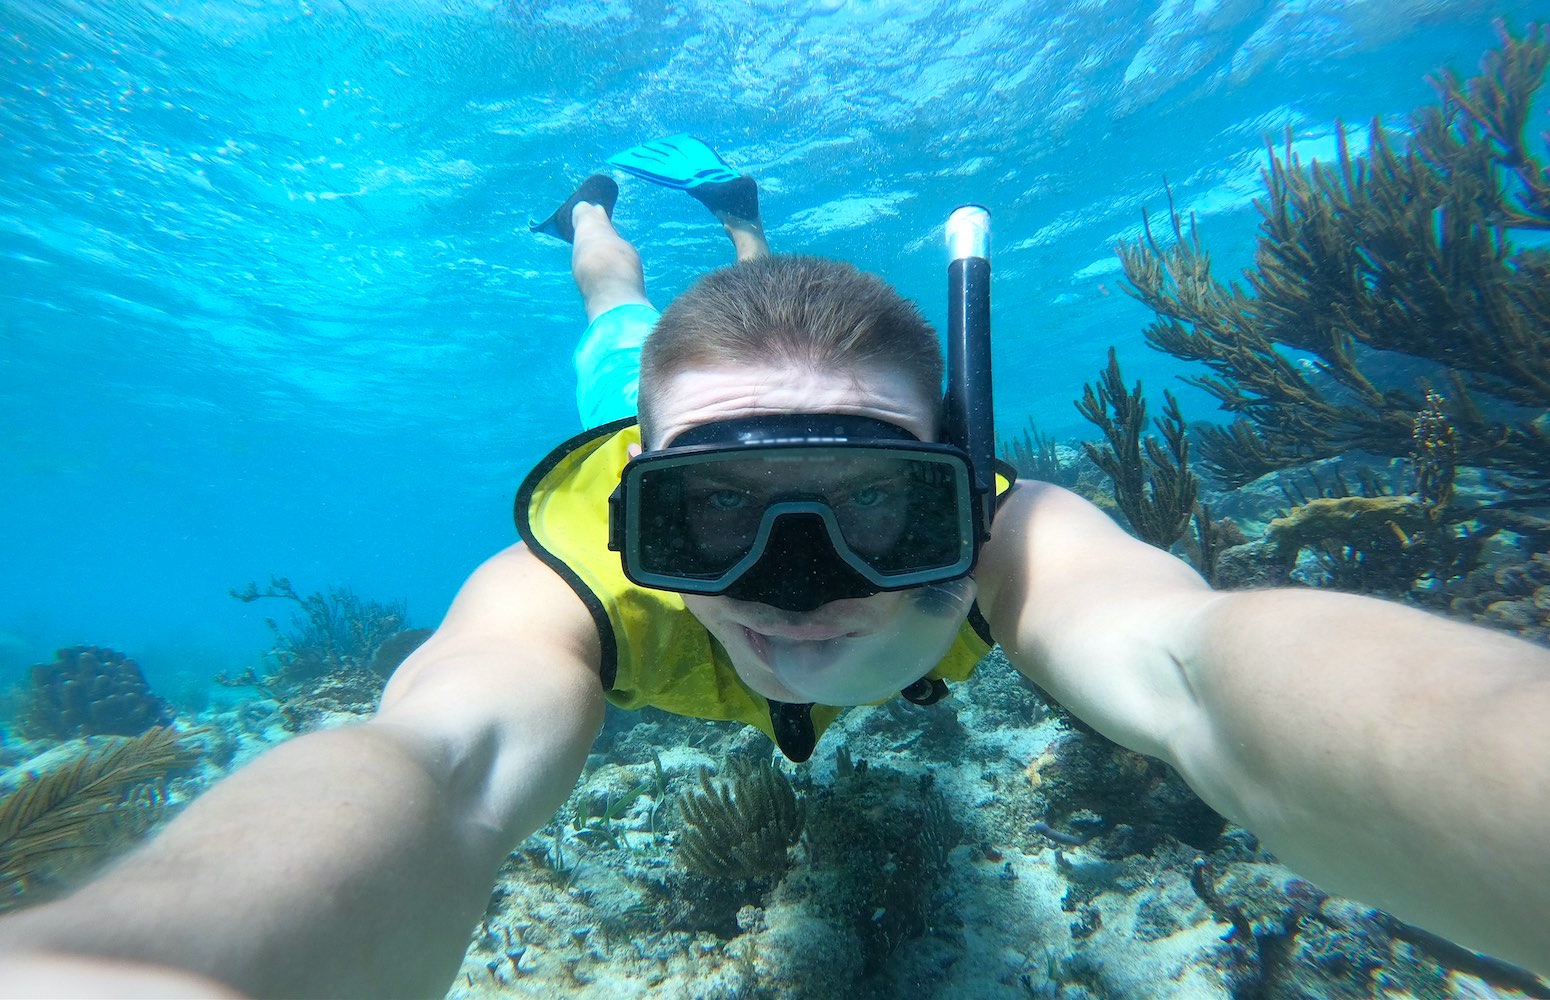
[{"xmin": 943, "ymin": 204, "xmax": 996, "ymax": 552}]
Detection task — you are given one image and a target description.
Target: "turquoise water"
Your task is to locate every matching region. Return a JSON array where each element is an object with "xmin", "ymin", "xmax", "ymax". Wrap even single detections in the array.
[{"xmin": 0, "ymin": 0, "xmax": 1534, "ymax": 688}]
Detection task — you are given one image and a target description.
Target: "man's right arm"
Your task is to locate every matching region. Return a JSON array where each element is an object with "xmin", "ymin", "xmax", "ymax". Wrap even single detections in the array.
[{"xmin": 0, "ymin": 543, "xmax": 605, "ymax": 998}]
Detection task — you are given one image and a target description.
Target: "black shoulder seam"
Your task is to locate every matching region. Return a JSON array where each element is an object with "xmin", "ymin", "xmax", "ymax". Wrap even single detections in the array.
[
  {"xmin": 767, "ymin": 700, "xmax": 818, "ymax": 762},
  {"xmin": 968, "ymin": 601, "xmax": 994, "ymax": 646},
  {"xmin": 512, "ymin": 418, "xmax": 638, "ymax": 691}
]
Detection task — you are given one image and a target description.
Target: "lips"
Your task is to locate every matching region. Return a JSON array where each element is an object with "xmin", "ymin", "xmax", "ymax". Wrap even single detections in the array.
[
  {"xmin": 739, "ymin": 623, "xmax": 858, "ymax": 665},
  {"xmin": 751, "ymin": 622, "xmax": 856, "ymax": 641}
]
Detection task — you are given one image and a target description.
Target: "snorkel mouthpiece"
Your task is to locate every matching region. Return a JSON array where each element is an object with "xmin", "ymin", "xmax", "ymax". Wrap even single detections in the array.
[{"xmin": 944, "ymin": 205, "xmax": 996, "ymax": 548}]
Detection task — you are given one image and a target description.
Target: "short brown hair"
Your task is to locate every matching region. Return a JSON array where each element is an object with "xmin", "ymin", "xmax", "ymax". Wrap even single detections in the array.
[{"xmin": 638, "ymin": 256, "xmax": 943, "ymax": 444}]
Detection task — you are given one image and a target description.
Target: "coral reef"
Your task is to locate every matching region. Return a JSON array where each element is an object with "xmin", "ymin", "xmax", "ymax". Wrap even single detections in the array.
[
  {"xmin": 0, "ymin": 727, "xmax": 200, "ymax": 910},
  {"xmin": 1190, "ymin": 858, "xmax": 1549, "ymax": 998},
  {"xmin": 1261, "ymin": 455, "xmax": 1500, "ymax": 597},
  {"xmin": 1022, "ymin": 726, "xmax": 1227, "ymax": 857},
  {"xmin": 1117, "ymin": 22, "xmax": 1550, "ymax": 496},
  {"xmin": 223, "ymin": 577, "xmax": 429, "ymax": 729},
  {"xmin": 770, "ymin": 759, "xmax": 963, "ymax": 981},
  {"xmin": 20, "ymin": 647, "xmax": 173, "ymax": 740},
  {"xmin": 1268, "ymin": 495, "xmax": 1429, "ymax": 568},
  {"xmin": 1442, "ymin": 550, "xmax": 1550, "ymax": 644}
]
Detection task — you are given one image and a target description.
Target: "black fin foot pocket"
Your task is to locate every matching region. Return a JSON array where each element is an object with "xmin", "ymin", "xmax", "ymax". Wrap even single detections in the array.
[
  {"xmin": 688, "ymin": 174, "xmax": 759, "ymax": 223},
  {"xmin": 529, "ymin": 173, "xmax": 619, "ymax": 243}
]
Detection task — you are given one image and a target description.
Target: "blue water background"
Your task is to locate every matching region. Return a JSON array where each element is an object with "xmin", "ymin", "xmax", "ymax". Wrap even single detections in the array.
[{"xmin": 0, "ymin": 0, "xmax": 1535, "ymax": 693}]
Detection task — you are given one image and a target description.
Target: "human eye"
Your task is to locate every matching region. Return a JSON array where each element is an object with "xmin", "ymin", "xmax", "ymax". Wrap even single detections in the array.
[
  {"xmin": 840, "ymin": 480, "xmax": 904, "ymax": 511},
  {"xmin": 706, "ymin": 488, "xmax": 750, "ymax": 511},
  {"xmin": 849, "ymin": 485, "xmax": 888, "ymax": 507}
]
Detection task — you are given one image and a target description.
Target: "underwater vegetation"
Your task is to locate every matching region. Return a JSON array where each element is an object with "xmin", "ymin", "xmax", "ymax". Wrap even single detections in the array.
[
  {"xmin": 998, "ymin": 419, "xmax": 1067, "ymax": 486},
  {"xmin": 672, "ymin": 759, "xmax": 804, "ymax": 881},
  {"xmin": 18, "ymin": 646, "xmax": 174, "ymax": 741},
  {"xmin": 1065, "ymin": 351, "xmax": 1249, "ymax": 586},
  {"xmin": 1076, "ymin": 348, "xmax": 1199, "ymax": 553},
  {"xmin": 0, "ymin": 727, "xmax": 200, "ymax": 911},
  {"xmin": 221, "ymin": 576, "xmax": 430, "ymax": 730},
  {"xmin": 1120, "ymin": 20, "xmax": 1550, "ymax": 491},
  {"xmin": 1089, "ymin": 22, "xmax": 1550, "ymax": 616},
  {"xmin": 795, "ymin": 757, "xmax": 963, "ymax": 977}
]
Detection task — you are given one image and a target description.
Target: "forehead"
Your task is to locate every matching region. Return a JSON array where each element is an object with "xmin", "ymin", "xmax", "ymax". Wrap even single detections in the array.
[{"xmin": 650, "ymin": 364, "xmax": 938, "ymax": 447}]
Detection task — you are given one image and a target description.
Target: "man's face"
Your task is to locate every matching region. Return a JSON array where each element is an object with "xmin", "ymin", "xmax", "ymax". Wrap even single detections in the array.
[{"xmin": 647, "ymin": 362, "xmax": 939, "ymax": 703}]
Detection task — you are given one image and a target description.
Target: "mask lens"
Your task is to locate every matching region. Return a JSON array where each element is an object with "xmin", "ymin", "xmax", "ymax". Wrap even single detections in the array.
[{"xmin": 628, "ymin": 445, "xmax": 971, "ymax": 589}]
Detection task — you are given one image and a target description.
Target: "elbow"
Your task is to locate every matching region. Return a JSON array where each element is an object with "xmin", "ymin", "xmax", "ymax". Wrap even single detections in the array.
[
  {"xmin": 369, "ymin": 666, "xmax": 605, "ymax": 861},
  {"xmin": 464, "ymin": 676, "xmax": 606, "ymax": 852}
]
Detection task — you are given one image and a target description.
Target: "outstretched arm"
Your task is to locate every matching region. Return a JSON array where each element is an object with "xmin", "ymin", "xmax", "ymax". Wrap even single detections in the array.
[
  {"xmin": 975, "ymin": 481, "xmax": 1550, "ymax": 977},
  {"xmin": 0, "ymin": 544, "xmax": 605, "ymax": 997}
]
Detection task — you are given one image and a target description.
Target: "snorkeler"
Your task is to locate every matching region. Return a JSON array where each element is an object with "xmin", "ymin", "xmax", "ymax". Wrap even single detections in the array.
[
  {"xmin": 520, "ymin": 135, "xmax": 995, "ymax": 758},
  {"xmin": 0, "ymin": 136, "xmax": 1546, "ymax": 997}
]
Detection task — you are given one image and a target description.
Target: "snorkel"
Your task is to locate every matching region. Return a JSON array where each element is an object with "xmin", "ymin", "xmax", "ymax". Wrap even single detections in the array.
[{"xmin": 944, "ymin": 204, "xmax": 997, "ymax": 554}]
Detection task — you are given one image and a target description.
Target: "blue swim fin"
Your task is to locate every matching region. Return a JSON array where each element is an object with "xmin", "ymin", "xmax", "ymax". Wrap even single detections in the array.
[{"xmin": 606, "ymin": 134, "xmax": 741, "ymax": 191}]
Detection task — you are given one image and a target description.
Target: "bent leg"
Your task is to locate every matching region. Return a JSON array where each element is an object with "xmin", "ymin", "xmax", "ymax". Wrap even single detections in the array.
[
  {"xmin": 690, "ymin": 175, "xmax": 769, "ymax": 263},
  {"xmin": 573, "ymin": 204, "xmax": 652, "ymax": 322},
  {"xmin": 722, "ymin": 214, "xmax": 769, "ymax": 263}
]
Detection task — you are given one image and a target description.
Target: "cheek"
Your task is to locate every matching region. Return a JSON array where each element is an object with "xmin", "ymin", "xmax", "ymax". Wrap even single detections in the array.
[{"xmin": 682, "ymin": 594, "xmax": 730, "ymax": 630}]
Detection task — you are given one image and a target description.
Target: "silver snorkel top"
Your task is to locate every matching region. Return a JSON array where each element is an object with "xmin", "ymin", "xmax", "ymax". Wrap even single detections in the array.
[{"xmin": 946, "ymin": 204, "xmax": 991, "ymax": 261}]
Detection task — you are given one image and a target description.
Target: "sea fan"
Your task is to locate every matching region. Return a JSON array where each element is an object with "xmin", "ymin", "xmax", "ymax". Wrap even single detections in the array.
[{"xmin": 0, "ymin": 726, "xmax": 198, "ymax": 910}]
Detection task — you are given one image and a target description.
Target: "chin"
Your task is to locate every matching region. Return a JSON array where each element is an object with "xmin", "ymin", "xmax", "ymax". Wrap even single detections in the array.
[
  {"xmin": 682, "ymin": 580, "xmax": 976, "ymax": 707},
  {"xmin": 684, "ymin": 593, "xmax": 928, "ymax": 706}
]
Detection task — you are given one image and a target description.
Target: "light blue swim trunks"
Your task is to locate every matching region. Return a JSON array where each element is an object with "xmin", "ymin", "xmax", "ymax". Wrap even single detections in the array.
[{"xmin": 574, "ymin": 303, "xmax": 658, "ymax": 429}]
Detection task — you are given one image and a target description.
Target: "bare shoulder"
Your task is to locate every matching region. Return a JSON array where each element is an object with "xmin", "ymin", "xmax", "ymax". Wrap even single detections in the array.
[
  {"xmin": 380, "ymin": 543, "xmax": 602, "ymax": 713},
  {"xmin": 441, "ymin": 543, "xmax": 600, "ymax": 658},
  {"xmin": 974, "ymin": 481, "xmax": 1213, "ymax": 654},
  {"xmin": 977, "ymin": 481, "xmax": 1206, "ymax": 600}
]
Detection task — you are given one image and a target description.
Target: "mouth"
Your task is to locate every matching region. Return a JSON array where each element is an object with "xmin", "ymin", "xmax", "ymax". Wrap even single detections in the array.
[
  {"xmin": 740, "ymin": 623, "xmax": 862, "ymax": 662},
  {"xmin": 749, "ymin": 622, "xmax": 857, "ymax": 641}
]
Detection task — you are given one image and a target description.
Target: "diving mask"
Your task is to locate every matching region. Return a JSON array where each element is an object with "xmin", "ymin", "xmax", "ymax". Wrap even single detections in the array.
[{"xmin": 608, "ymin": 413, "xmax": 979, "ymax": 612}]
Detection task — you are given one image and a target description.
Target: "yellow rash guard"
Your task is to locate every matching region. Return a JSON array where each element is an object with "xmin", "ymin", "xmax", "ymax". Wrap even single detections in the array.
[{"xmin": 514, "ymin": 418, "xmax": 1000, "ymax": 761}]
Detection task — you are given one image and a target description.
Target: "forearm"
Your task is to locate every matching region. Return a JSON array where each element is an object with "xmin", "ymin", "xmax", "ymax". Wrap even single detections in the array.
[
  {"xmin": 1172, "ymin": 588, "xmax": 1550, "ymax": 975},
  {"xmin": 985, "ymin": 483, "xmax": 1550, "ymax": 970},
  {"xmin": 0, "ymin": 703, "xmax": 593, "ymax": 997}
]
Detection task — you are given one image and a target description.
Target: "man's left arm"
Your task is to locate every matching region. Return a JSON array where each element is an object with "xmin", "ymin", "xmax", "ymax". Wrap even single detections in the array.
[{"xmin": 974, "ymin": 480, "xmax": 1550, "ymax": 977}]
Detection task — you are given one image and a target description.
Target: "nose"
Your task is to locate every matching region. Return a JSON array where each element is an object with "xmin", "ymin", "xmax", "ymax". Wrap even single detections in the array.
[{"xmin": 720, "ymin": 512, "xmax": 878, "ymax": 613}]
